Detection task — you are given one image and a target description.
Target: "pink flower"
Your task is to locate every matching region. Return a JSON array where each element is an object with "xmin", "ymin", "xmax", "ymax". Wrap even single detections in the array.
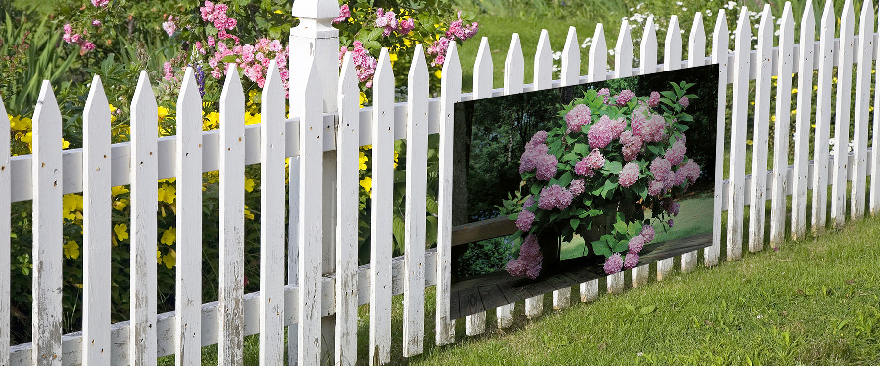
[
  {"xmin": 648, "ymin": 180, "xmax": 664, "ymax": 196},
  {"xmin": 667, "ymin": 202, "xmax": 680, "ymax": 216},
  {"xmin": 163, "ymin": 62, "xmax": 175, "ymax": 80},
  {"xmin": 614, "ymin": 89, "xmax": 635, "ymax": 106},
  {"xmin": 648, "ymin": 91, "xmax": 661, "ymax": 107},
  {"xmin": 516, "ymin": 209, "xmax": 535, "ymax": 231},
  {"xmin": 163, "ymin": 16, "xmax": 177, "ymax": 36},
  {"xmin": 640, "ymin": 225, "xmax": 655, "ymax": 242},
  {"xmin": 679, "ymin": 96, "xmax": 689, "ymax": 108},
  {"xmin": 80, "ymin": 42, "xmax": 96, "ymax": 53},
  {"xmin": 535, "ymin": 154, "xmax": 558, "ymax": 181},
  {"xmin": 668, "ymin": 219, "xmax": 675, "ymax": 227},
  {"xmin": 63, "ymin": 24, "xmax": 73, "ymax": 34},
  {"xmin": 678, "ymin": 159, "xmax": 702, "ymax": 184},
  {"xmin": 91, "ymin": 0, "xmax": 110, "ymax": 7},
  {"xmin": 665, "ymin": 135, "xmax": 687, "ymax": 166},
  {"xmin": 565, "ymin": 104, "xmax": 591, "ymax": 133},
  {"xmin": 623, "ymin": 253, "xmax": 639, "ymax": 269},
  {"xmin": 427, "ymin": 37, "xmax": 451, "ymax": 66},
  {"xmin": 538, "ymin": 185, "xmax": 573, "ymax": 210},
  {"xmin": 603, "ymin": 253, "xmax": 624, "ymax": 274},
  {"xmin": 375, "ymin": 8, "xmax": 398, "ymax": 37},
  {"xmin": 398, "ymin": 18, "xmax": 416, "ymax": 35},
  {"xmin": 92, "ymin": 19, "xmax": 102, "ymax": 27},
  {"xmin": 507, "ymin": 235, "xmax": 543, "ymax": 279},
  {"xmin": 446, "ymin": 11, "xmax": 479, "ymax": 41},
  {"xmin": 530, "ymin": 130, "xmax": 549, "ymax": 145},
  {"xmin": 523, "ymin": 196, "xmax": 535, "ymax": 209},
  {"xmin": 619, "ymin": 162, "xmax": 640, "ymax": 187},
  {"xmin": 650, "ymin": 157, "xmax": 672, "ymax": 181},
  {"xmin": 588, "ymin": 115, "xmax": 617, "ymax": 149},
  {"xmin": 628, "ymin": 235, "xmax": 645, "ymax": 254},
  {"xmin": 333, "ymin": 4, "xmax": 351, "ymax": 24},
  {"xmin": 597, "ymin": 88, "xmax": 611, "ymax": 104},
  {"xmin": 569, "ymin": 179, "xmax": 585, "ymax": 196},
  {"xmin": 585, "ymin": 149, "xmax": 605, "ymax": 170},
  {"xmin": 70, "ymin": 34, "xmax": 81, "ymax": 43}
]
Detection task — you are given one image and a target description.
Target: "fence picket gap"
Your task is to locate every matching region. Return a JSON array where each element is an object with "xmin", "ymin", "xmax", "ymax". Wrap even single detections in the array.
[
  {"xmin": 831, "ymin": 0, "xmax": 856, "ymax": 228},
  {"xmin": 771, "ymin": 3, "xmax": 796, "ymax": 246},
  {"xmin": 708, "ymin": 9, "xmax": 729, "ymax": 266},
  {"xmin": 658, "ymin": 15, "xmax": 682, "ymax": 280},
  {"xmin": 129, "ymin": 71, "xmax": 158, "ymax": 365},
  {"xmin": 297, "ymin": 57, "xmax": 324, "ymax": 366},
  {"xmin": 0, "ymin": 95, "xmax": 9, "ymax": 366},
  {"xmin": 259, "ymin": 60, "xmax": 286, "ymax": 365},
  {"xmin": 403, "ymin": 44, "xmax": 428, "ymax": 356},
  {"xmin": 580, "ymin": 23, "xmax": 606, "ymax": 301},
  {"xmin": 681, "ymin": 12, "xmax": 705, "ymax": 273},
  {"xmin": 82, "ymin": 75, "xmax": 113, "ymax": 366},
  {"xmin": 495, "ymin": 33, "xmax": 523, "ymax": 327},
  {"xmin": 728, "ymin": 7, "xmax": 752, "ymax": 260},
  {"xmin": 31, "ymin": 80, "xmax": 63, "ymax": 365},
  {"xmin": 851, "ymin": 0, "xmax": 874, "ymax": 220},
  {"xmin": 792, "ymin": 1, "xmax": 816, "ymax": 239},
  {"xmin": 641, "ymin": 16, "xmax": 658, "ymax": 75},
  {"xmin": 749, "ymin": 5, "xmax": 773, "ymax": 253},
  {"xmin": 175, "ymin": 68, "xmax": 203, "ymax": 366},
  {"xmin": 218, "ymin": 64, "xmax": 246, "ymax": 365},
  {"xmin": 436, "ymin": 41, "xmax": 461, "ymax": 346},
  {"xmin": 813, "ymin": 0, "xmax": 837, "ymax": 234},
  {"xmin": 336, "ymin": 52, "xmax": 360, "ymax": 365}
]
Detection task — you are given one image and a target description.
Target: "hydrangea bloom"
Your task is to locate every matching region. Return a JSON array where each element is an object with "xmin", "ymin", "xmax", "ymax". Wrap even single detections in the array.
[
  {"xmin": 628, "ymin": 235, "xmax": 645, "ymax": 254},
  {"xmin": 534, "ymin": 154, "xmax": 558, "ymax": 180},
  {"xmin": 620, "ymin": 130, "xmax": 643, "ymax": 161},
  {"xmin": 640, "ymin": 225, "xmax": 655, "ymax": 242},
  {"xmin": 538, "ymin": 184, "xmax": 573, "ymax": 210},
  {"xmin": 91, "ymin": 0, "xmax": 109, "ymax": 7},
  {"xmin": 650, "ymin": 157, "xmax": 673, "ymax": 181},
  {"xmin": 615, "ymin": 89, "xmax": 636, "ymax": 106},
  {"xmin": 648, "ymin": 179, "xmax": 664, "ymax": 196},
  {"xmin": 516, "ymin": 209, "xmax": 535, "ymax": 231},
  {"xmin": 569, "ymin": 178, "xmax": 585, "ymax": 196},
  {"xmin": 530, "ymin": 130, "xmax": 549, "ymax": 145},
  {"xmin": 588, "ymin": 115, "xmax": 616, "ymax": 149},
  {"xmin": 648, "ymin": 91, "xmax": 661, "ymax": 107},
  {"xmin": 623, "ymin": 253, "xmax": 639, "ymax": 270},
  {"xmin": 679, "ymin": 96, "xmax": 690, "ymax": 108},
  {"xmin": 619, "ymin": 162, "xmax": 640, "ymax": 187},
  {"xmin": 668, "ymin": 202, "xmax": 680, "ymax": 216},
  {"xmin": 574, "ymin": 159, "xmax": 596, "ymax": 177},
  {"xmin": 665, "ymin": 135, "xmax": 687, "ymax": 165},
  {"xmin": 585, "ymin": 149, "xmax": 605, "ymax": 169},
  {"xmin": 678, "ymin": 159, "xmax": 701, "ymax": 184},
  {"xmin": 597, "ymin": 88, "xmax": 611, "ymax": 104},
  {"xmin": 523, "ymin": 195, "xmax": 535, "ymax": 209},
  {"xmin": 565, "ymin": 104, "xmax": 591, "ymax": 133},
  {"xmin": 519, "ymin": 142, "xmax": 549, "ymax": 174},
  {"xmin": 668, "ymin": 219, "xmax": 675, "ymax": 227},
  {"xmin": 603, "ymin": 253, "xmax": 624, "ymax": 274},
  {"xmin": 507, "ymin": 235, "xmax": 543, "ymax": 279},
  {"xmin": 332, "ymin": 4, "xmax": 351, "ymax": 24}
]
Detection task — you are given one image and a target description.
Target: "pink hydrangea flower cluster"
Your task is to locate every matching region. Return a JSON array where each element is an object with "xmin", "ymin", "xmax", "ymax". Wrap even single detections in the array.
[
  {"xmin": 648, "ymin": 91, "xmax": 661, "ymax": 107},
  {"xmin": 677, "ymin": 159, "xmax": 701, "ymax": 185},
  {"xmin": 588, "ymin": 115, "xmax": 626, "ymax": 149},
  {"xmin": 91, "ymin": 0, "xmax": 109, "ymax": 7},
  {"xmin": 163, "ymin": 15, "xmax": 177, "ymax": 37},
  {"xmin": 538, "ymin": 184, "xmax": 573, "ymax": 210},
  {"xmin": 663, "ymin": 200, "xmax": 681, "ymax": 216},
  {"xmin": 630, "ymin": 106, "xmax": 667, "ymax": 143},
  {"xmin": 649, "ymin": 157, "xmax": 673, "ymax": 182},
  {"xmin": 664, "ymin": 135, "xmax": 687, "ymax": 165},
  {"xmin": 338, "ymin": 41, "xmax": 378, "ymax": 88},
  {"xmin": 575, "ymin": 148, "xmax": 605, "ymax": 177},
  {"xmin": 603, "ymin": 253, "xmax": 624, "ymax": 274},
  {"xmin": 333, "ymin": 4, "xmax": 351, "ymax": 24},
  {"xmin": 506, "ymin": 234, "xmax": 543, "ymax": 279},
  {"xmin": 613, "ymin": 89, "xmax": 635, "ymax": 106},
  {"xmin": 569, "ymin": 178, "xmax": 585, "ymax": 196},
  {"xmin": 375, "ymin": 8, "xmax": 415, "ymax": 37},
  {"xmin": 516, "ymin": 209, "xmax": 535, "ymax": 231},
  {"xmin": 606, "ymin": 224, "xmax": 656, "ymax": 274},
  {"xmin": 565, "ymin": 104, "xmax": 591, "ymax": 133},
  {"xmin": 62, "ymin": 24, "xmax": 96, "ymax": 55},
  {"xmin": 427, "ymin": 12, "xmax": 478, "ymax": 66},
  {"xmin": 620, "ymin": 130, "xmax": 643, "ymax": 161},
  {"xmin": 679, "ymin": 96, "xmax": 690, "ymax": 108},
  {"xmin": 520, "ymin": 131, "xmax": 557, "ymax": 180},
  {"xmin": 619, "ymin": 161, "xmax": 640, "ymax": 187},
  {"xmin": 597, "ymin": 88, "xmax": 611, "ymax": 104},
  {"xmin": 623, "ymin": 253, "xmax": 639, "ymax": 269}
]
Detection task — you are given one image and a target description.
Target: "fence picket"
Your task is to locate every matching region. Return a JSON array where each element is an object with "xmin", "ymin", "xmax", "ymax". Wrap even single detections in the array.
[
  {"xmin": 728, "ymin": 7, "xmax": 752, "ymax": 260},
  {"xmin": 873, "ymin": 2, "xmax": 880, "ymax": 215},
  {"xmin": 852, "ymin": 0, "xmax": 874, "ymax": 220},
  {"xmin": 259, "ymin": 61, "xmax": 286, "ymax": 365},
  {"xmin": 175, "ymin": 68, "xmax": 203, "ymax": 366},
  {"xmin": 466, "ymin": 38, "xmax": 492, "ymax": 335},
  {"xmin": 0, "ymin": 95, "xmax": 8, "ymax": 366},
  {"xmin": 792, "ymin": 2, "xmax": 816, "ymax": 239},
  {"xmin": 770, "ymin": 4, "xmax": 795, "ymax": 247},
  {"xmin": 641, "ymin": 16, "xmax": 658, "ymax": 75},
  {"xmin": 403, "ymin": 45, "xmax": 428, "ymax": 356},
  {"xmin": 708, "ymin": 9, "xmax": 729, "ymax": 266},
  {"xmin": 129, "ymin": 72, "xmax": 158, "ymax": 366},
  {"xmin": 813, "ymin": 0, "xmax": 835, "ymax": 235},
  {"xmin": 607, "ymin": 21, "xmax": 633, "ymax": 294},
  {"xmin": 370, "ymin": 49, "xmax": 395, "ymax": 365},
  {"xmin": 218, "ymin": 65, "xmax": 245, "ymax": 365},
  {"xmin": 31, "ymin": 80, "xmax": 63, "ymax": 365},
  {"xmin": 558, "ymin": 26, "xmax": 581, "ymax": 302},
  {"xmin": 496, "ymin": 33, "xmax": 523, "ymax": 328},
  {"xmin": 749, "ymin": 5, "xmax": 773, "ymax": 253},
  {"xmin": 436, "ymin": 42, "xmax": 461, "ymax": 346},
  {"xmin": 658, "ymin": 16, "xmax": 681, "ymax": 280},
  {"xmin": 832, "ymin": 0, "xmax": 856, "ymax": 228},
  {"xmin": 682, "ymin": 12, "xmax": 705, "ymax": 273},
  {"xmin": 82, "ymin": 75, "xmax": 112, "ymax": 366},
  {"xmin": 335, "ymin": 53, "xmax": 359, "ymax": 365},
  {"xmin": 581, "ymin": 23, "xmax": 606, "ymax": 302}
]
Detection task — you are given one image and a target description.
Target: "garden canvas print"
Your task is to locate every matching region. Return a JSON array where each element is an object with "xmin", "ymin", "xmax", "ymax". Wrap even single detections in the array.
[{"xmin": 451, "ymin": 64, "xmax": 719, "ymax": 319}]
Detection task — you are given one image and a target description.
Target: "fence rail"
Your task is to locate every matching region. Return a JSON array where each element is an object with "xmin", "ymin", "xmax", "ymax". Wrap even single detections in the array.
[{"xmin": 4, "ymin": 0, "xmax": 880, "ymax": 364}]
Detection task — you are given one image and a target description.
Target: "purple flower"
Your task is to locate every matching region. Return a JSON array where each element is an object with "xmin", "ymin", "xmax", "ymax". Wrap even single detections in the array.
[
  {"xmin": 585, "ymin": 149, "xmax": 605, "ymax": 169},
  {"xmin": 538, "ymin": 185, "xmax": 573, "ymax": 210},
  {"xmin": 668, "ymin": 219, "xmax": 675, "ymax": 228},
  {"xmin": 623, "ymin": 253, "xmax": 639, "ymax": 270},
  {"xmin": 523, "ymin": 195, "xmax": 535, "ymax": 209},
  {"xmin": 679, "ymin": 159, "xmax": 702, "ymax": 184},
  {"xmin": 565, "ymin": 104, "xmax": 591, "ymax": 133},
  {"xmin": 507, "ymin": 234, "xmax": 543, "ymax": 279},
  {"xmin": 91, "ymin": 0, "xmax": 109, "ymax": 7},
  {"xmin": 569, "ymin": 178, "xmax": 585, "ymax": 196},
  {"xmin": 619, "ymin": 161, "xmax": 640, "ymax": 187},
  {"xmin": 648, "ymin": 180, "xmax": 664, "ymax": 196},
  {"xmin": 603, "ymin": 253, "xmax": 624, "ymax": 274},
  {"xmin": 398, "ymin": 18, "xmax": 416, "ymax": 35},
  {"xmin": 664, "ymin": 135, "xmax": 687, "ymax": 166},
  {"xmin": 516, "ymin": 209, "xmax": 535, "ymax": 231},
  {"xmin": 92, "ymin": 19, "xmax": 102, "ymax": 27},
  {"xmin": 679, "ymin": 96, "xmax": 690, "ymax": 108},
  {"xmin": 597, "ymin": 88, "xmax": 611, "ymax": 104},
  {"xmin": 615, "ymin": 89, "xmax": 636, "ymax": 106},
  {"xmin": 650, "ymin": 157, "xmax": 673, "ymax": 181},
  {"xmin": 535, "ymin": 154, "xmax": 558, "ymax": 180},
  {"xmin": 648, "ymin": 91, "xmax": 661, "ymax": 107},
  {"xmin": 530, "ymin": 130, "xmax": 549, "ymax": 145},
  {"xmin": 588, "ymin": 115, "xmax": 616, "ymax": 149},
  {"xmin": 640, "ymin": 225, "xmax": 655, "ymax": 242},
  {"xmin": 628, "ymin": 235, "xmax": 645, "ymax": 254}
]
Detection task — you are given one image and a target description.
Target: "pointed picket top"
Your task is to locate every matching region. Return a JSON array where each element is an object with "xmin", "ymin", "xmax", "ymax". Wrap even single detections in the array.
[
  {"xmin": 820, "ymin": 0, "xmax": 836, "ymax": 30},
  {"xmin": 534, "ymin": 29, "xmax": 553, "ymax": 89},
  {"xmin": 220, "ymin": 64, "xmax": 244, "ymax": 106},
  {"xmin": 665, "ymin": 15, "xmax": 682, "ymax": 71},
  {"xmin": 801, "ymin": 0, "xmax": 815, "ymax": 31},
  {"xmin": 859, "ymin": 0, "xmax": 872, "ymax": 35},
  {"xmin": 735, "ymin": 7, "xmax": 753, "ymax": 49},
  {"xmin": 504, "ymin": 33, "xmax": 524, "ymax": 94},
  {"xmin": 340, "ymin": 52, "xmax": 358, "ymax": 94},
  {"xmin": 712, "ymin": 10, "xmax": 728, "ymax": 55},
  {"xmin": 409, "ymin": 43, "xmax": 428, "ymax": 89},
  {"xmin": 758, "ymin": 5, "xmax": 773, "ymax": 37},
  {"xmin": 841, "ymin": 0, "xmax": 855, "ymax": 29},
  {"xmin": 132, "ymin": 71, "xmax": 158, "ymax": 123},
  {"xmin": 263, "ymin": 60, "xmax": 285, "ymax": 121},
  {"xmin": 33, "ymin": 80, "xmax": 63, "ymax": 133},
  {"xmin": 474, "ymin": 37, "xmax": 493, "ymax": 99},
  {"xmin": 375, "ymin": 47, "xmax": 395, "ymax": 90},
  {"xmin": 441, "ymin": 41, "xmax": 462, "ymax": 93},
  {"xmin": 641, "ymin": 16, "xmax": 658, "ymax": 74},
  {"xmin": 688, "ymin": 12, "xmax": 706, "ymax": 67},
  {"xmin": 780, "ymin": 2, "xmax": 795, "ymax": 37},
  {"xmin": 615, "ymin": 20, "xmax": 633, "ymax": 77},
  {"xmin": 178, "ymin": 67, "xmax": 202, "ymax": 119},
  {"xmin": 85, "ymin": 75, "xmax": 111, "ymax": 127},
  {"xmin": 588, "ymin": 23, "xmax": 607, "ymax": 81},
  {"xmin": 561, "ymin": 26, "xmax": 580, "ymax": 86}
]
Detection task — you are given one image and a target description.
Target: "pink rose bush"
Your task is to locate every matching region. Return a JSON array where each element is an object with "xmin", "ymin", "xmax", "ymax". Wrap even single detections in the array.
[{"xmin": 508, "ymin": 82, "xmax": 703, "ymax": 278}]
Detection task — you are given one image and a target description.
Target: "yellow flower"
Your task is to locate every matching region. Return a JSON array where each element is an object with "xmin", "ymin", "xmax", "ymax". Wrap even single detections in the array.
[
  {"xmin": 63, "ymin": 194, "xmax": 83, "ymax": 220},
  {"xmin": 245, "ymin": 112, "xmax": 261, "ymax": 125},
  {"xmin": 157, "ymin": 249, "xmax": 162, "ymax": 263},
  {"xmin": 359, "ymin": 151, "xmax": 368, "ymax": 170},
  {"xmin": 112, "ymin": 186, "xmax": 130, "ymax": 196},
  {"xmin": 244, "ymin": 205, "xmax": 254, "ymax": 220},
  {"xmin": 771, "ymin": 75, "xmax": 777, "ymax": 80},
  {"xmin": 770, "ymin": 115, "xmax": 776, "ymax": 122},
  {"xmin": 157, "ymin": 184, "xmax": 176, "ymax": 204},
  {"xmin": 746, "ymin": 140, "xmax": 753, "ymax": 145},
  {"xmin": 362, "ymin": 145, "xmax": 372, "ymax": 151},
  {"xmin": 393, "ymin": 150, "xmax": 399, "ymax": 169},
  {"xmin": 9, "ymin": 115, "xmax": 31, "ymax": 131},
  {"xmin": 21, "ymin": 131, "xmax": 32, "ymax": 145},
  {"xmin": 114, "ymin": 223, "xmax": 129, "ymax": 241},
  {"xmin": 360, "ymin": 176, "xmax": 372, "ymax": 198},
  {"xmin": 62, "ymin": 139, "xmax": 70, "ymax": 149},
  {"xmin": 811, "ymin": 123, "xmax": 816, "ymax": 128},
  {"xmin": 791, "ymin": 110, "xmax": 797, "ymax": 116},
  {"xmin": 435, "ymin": 70, "xmax": 442, "ymax": 79},
  {"xmin": 63, "ymin": 241, "xmax": 80, "ymax": 260},
  {"xmin": 161, "ymin": 227, "xmax": 176, "ymax": 246},
  {"xmin": 359, "ymin": 92, "xmax": 367, "ymax": 108},
  {"xmin": 389, "ymin": 53, "xmax": 398, "ymax": 65},
  {"xmin": 403, "ymin": 38, "xmax": 412, "ymax": 47},
  {"xmin": 109, "ymin": 104, "xmax": 118, "ymax": 123},
  {"xmin": 203, "ymin": 111, "xmax": 220, "ymax": 131},
  {"xmin": 245, "ymin": 178, "xmax": 255, "ymax": 192},
  {"xmin": 158, "ymin": 106, "xmax": 169, "ymax": 121},
  {"xmin": 274, "ymin": 9, "xmax": 283, "ymax": 14},
  {"xmin": 791, "ymin": 88, "xmax": 798, "ymax": 94},
  {"xmin": 813, "ymin": 85, "xmax": 818, "ymax": 91},
  {"xmin": 163, "ymin": 248, "xmax": 176, "ymax": 269},
  {"xmin": 113, "ymin": 198, "xmax": 128, "ymax": 211}
]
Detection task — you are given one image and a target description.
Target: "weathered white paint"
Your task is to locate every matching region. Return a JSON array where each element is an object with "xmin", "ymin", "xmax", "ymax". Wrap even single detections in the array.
[
  {"xmin": 682, "ymin": 12, "xmax": 705, "ymax": 273},
  {"xmin": 658, "ymin": 16, "xmax": 681, "ymax": 279},
  {"xmin": 792, "ymin": 2, "xmax": 815, "ymax": 240},
  {"xmin": 640, "ymin": 16, "xmax": 658, "ymax": 75},
  {"xmin": 82, "ymin": 75, "xmax": 112, "ymax": 366},
  {"xmin": 832, "ymin": 0, "xmax": 855, "ymax": 229},
  {"xmin": 872, "ymin": 2, "xmax": 880, "ymax": 215},
  {"xmin": 813, "ymin": 0, "xmax": 836, "ymax": 235},
  {"xmin": 770, "ymin": 4, "xmax": 795, "ymax": 246},
  {"xmin": 218, "ymin": 65, "xmax": 245, "ymax": 366},
  {"xmin": 709, "ymin": 9, "xmax": 728, "ymax": 266},
  {"xmin": 555, "ymin": 26, "xmax": 580, "ymax": 307},
  {"xmin": 581, "ymin": 23, "xmax": 606, "ymax": 302},
  {"xmin": 851, "ymin": 0, "xmax": 874, "ymax": 220},
  {"xmin": 728, "ymin": 7, "xmax": 752, "ymax": 260},
  {"xmin": 749, "ymin": 5, "xmax": 773, "ymax": 253}
]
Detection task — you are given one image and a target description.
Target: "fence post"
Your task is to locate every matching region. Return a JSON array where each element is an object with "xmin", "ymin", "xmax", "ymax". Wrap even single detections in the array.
[
  {"xmin": 290, "ymin": 0, "xmax": 340, "ymax": 363},
  {"xmin": 0, "ymin": 94, "xmax": 8, "ymax": 366}
]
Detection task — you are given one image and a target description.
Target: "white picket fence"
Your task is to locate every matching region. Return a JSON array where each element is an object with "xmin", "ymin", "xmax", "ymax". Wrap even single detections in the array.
[{"xmin": 3, "ymin": 0, "xmax": 880, "ymax": 364}]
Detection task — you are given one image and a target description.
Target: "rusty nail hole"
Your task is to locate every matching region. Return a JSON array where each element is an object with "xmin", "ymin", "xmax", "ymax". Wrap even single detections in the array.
[
  {"xmin": 104, "ymin": 155, "xmax": 107, "ymax": 158},
  {"xmin": 54, "ymin": 181, "xmax": 57, "ymax": 187},
  {"xmin": 42, "ymin": 163, "xmax": 45, "ymax": 168},
  {"xmin": 96, "ymin": 167, "xmax": 100, "ymax": 171},
  {"xmin": 149, "ymin": 152, "xmax": 153, "ymax": 155},
  {"xmin": 199, "ymin": 144, "xmax": 202, "ymax": 147},
  {"xmin": 186, "ymin": 153, "xmax": 189, "ymax": 157},
  {"xmin": 239, "ymin": 137, "xmax": 242, "ymax": 142},
  {"xmin": 0, "ymin": 166, "xmax": 4, "ymax": 171},
  {"xmin": 101, "ymin": 349, "xmax": 104, "ymax": 353},
  {"xmin": 228, "ymin": 148, "xmax": 231, "ymax": 151},
  {"xmin": 92, "ymin": 340, "xmax": 95, "ymax": 344}
]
